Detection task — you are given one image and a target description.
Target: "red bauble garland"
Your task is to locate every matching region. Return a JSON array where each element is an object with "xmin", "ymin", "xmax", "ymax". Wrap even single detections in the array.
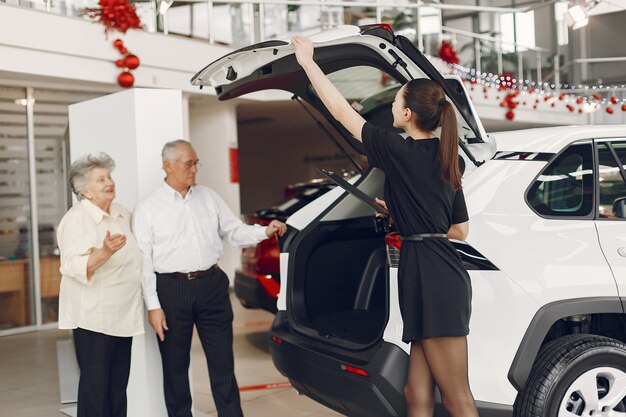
[
  {"xmin": 438, "ymin": 41, "xmax": 459, "ymax": 65},
  {"xmin": 113, "ymin": 39, "xmax": 140, "ymax": 88},
  {"xmin": 85, "ymin": 0, "xmax": 142, "ymax": 35}
]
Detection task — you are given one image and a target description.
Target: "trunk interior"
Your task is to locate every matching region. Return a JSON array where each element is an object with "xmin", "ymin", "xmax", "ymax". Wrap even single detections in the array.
[{"xmin": 289, "ymin": 171, "xmax": 388, "ymax": 347}]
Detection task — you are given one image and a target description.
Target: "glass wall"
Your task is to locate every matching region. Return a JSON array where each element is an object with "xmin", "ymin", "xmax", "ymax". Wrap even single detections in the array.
[
  {"xmin": 0, "ymin": 85, "xmax": 102, "ymax": 333},
  {"xmin": 0, "ymin": 86, "xmax": 35, "ymax": 331}
]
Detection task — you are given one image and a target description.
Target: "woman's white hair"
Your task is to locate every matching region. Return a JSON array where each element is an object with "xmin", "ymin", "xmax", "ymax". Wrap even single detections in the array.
[
  {"xmin": 69, "ymin": 153, "xmax": 115, "ymax": 201},
  {"xmin": 162, "ymin": 140, "xmax": 192, "ymax": 165}
]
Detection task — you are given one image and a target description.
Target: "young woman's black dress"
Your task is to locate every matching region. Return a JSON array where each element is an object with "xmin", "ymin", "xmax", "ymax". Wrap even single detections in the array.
[{"xmin": 362, "ymin": 122, "xmax": 472, "ymax": 342}]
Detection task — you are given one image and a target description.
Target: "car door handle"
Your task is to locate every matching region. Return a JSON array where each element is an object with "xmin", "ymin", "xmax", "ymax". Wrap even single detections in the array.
[{"xmin": 619, "ymin": 247, "xmax": 626, "ymax": 257}]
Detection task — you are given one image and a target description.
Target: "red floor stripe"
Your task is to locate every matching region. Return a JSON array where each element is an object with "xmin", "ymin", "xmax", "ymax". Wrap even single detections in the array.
[
  {"xmin": 239, "ymin": 381, "xmax": 292, "ymax": 392},
  {"xmin": 232, "ymin": 320, "xmax": 273, "ymax": 328}
]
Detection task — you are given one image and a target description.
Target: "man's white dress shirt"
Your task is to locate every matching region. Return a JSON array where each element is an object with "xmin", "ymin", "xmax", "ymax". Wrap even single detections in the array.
[
  {"xmin": 57, "ymin": 199, "xmax": 144, "ymax": 337},
  {"xmin": 132, "ymin": 182, "xmax": 268, "ymax": 311}
]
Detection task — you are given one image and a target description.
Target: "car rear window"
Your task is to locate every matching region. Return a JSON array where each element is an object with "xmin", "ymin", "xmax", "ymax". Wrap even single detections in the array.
[
  {"xmin": 526, "ymin": 143, "xmax": 594, "ymax": 218},
  {"xmin": 311, "ymin": 65, "xmax": 402, "ymax": 117}
]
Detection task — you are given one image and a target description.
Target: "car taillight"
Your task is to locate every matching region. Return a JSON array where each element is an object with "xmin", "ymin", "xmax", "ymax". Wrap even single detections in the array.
[
  {"xmin": 271, "ymin": 336, "xmax": 282, "ymax": 344},
  {"xmin": 385, "ymin": 232, "xmax": 401, "ymax": 268},
  {"xmin": 341, "ymin": 364, "xmax": 369, "ymax": 377},
  {"xmin": 359, "ymin": 23, "xmax": 394, "ymax": 34}
]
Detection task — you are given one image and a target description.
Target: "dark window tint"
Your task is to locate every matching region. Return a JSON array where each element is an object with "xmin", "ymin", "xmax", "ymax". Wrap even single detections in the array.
[
  {"xmin": 527, "ymin": 143, "xmax": 594, "ymax": 217},
  {"xmin": 597, "ymin": 141, "xmax": 626, "ymax": 219}
]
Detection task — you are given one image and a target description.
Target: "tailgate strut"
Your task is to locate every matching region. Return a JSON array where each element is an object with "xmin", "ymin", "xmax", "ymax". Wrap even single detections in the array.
[{"xmin": 292, "ymin": 95, "xmax": 364, "ymax": 173}]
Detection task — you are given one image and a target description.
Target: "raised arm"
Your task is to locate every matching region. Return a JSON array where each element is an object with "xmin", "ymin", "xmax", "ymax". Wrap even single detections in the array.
[{"xmin": 292, "ymin": 36, "xmax": 366, "ymax": 141}]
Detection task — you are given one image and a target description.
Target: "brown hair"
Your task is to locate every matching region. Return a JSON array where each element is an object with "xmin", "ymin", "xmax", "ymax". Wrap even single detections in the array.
[{"xmin": 402, "ymin": 79, "xmax": 462, "ymax": 190}]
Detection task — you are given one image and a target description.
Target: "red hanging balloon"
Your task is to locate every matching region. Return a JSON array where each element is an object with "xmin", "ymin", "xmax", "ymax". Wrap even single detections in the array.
[
  {"xmin": 123, "ymin": 54, "xmax": 140, "ymax": 70},
  {"xmin": 606, "ymin": 107, "xmax": 614, "ymax": 114},
  {"xmin": 113, "ymin": 39, "xmax": 124, "ymax": 49},
  {"xmin": 505, "ymin": 110, "xmax": 515, "ymax": 120},
  {"xmin": 115, "ymin": 59, "xmax": 125, "ymax": 67},
  {"xmin": 119, "ymin": 47, "xmax": 128, "ymax": 55},
  {"xmin": 593, "ymin": 93, "xmax": 601, "ymax": 100},
  {"xmin": 576, "ymin": 98, "xmax": 584, "ymax": 104},
  {"xmin": 117, "ymin": 71, "xmax": 134, "ymax": 88},
  {"xmin": 622, "ymin": 104, "xmax": 626, "ymax": 112},
  {"xmin": 610, "ymin": 96, "xmax": 619, "ymax": 104}
]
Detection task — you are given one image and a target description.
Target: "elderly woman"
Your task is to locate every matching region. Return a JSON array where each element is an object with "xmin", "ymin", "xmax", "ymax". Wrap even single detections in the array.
[{"xmin": 57, "ymin": 153, "xmax": 143, "ymax": 417}]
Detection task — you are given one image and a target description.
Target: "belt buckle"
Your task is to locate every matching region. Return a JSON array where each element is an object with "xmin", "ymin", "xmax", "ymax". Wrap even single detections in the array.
[{"xmin": 186, "ymin": 272, "xmax": 196, "ymax": 280}]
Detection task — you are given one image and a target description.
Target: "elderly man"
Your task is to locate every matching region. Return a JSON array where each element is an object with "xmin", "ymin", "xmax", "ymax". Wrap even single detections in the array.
[{"xmin": 133, "ymin": 140, "xmax": 286, "ymax": 417}]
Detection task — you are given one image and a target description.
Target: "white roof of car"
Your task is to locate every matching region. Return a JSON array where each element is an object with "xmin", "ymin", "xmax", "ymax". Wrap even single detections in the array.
[{"xmin": 491, "ymin": 125, "xmax": 626, "ymax": 153}]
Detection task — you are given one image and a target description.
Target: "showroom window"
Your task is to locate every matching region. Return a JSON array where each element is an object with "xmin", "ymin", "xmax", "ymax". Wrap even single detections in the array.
[
  {"xmin": 597, "ymin": 141, "xmax": 626, "ymax": 219},
  {"xmin": 0, "ymin": 85, "xmax": 102, "ymax": 335},
  {"xmin": 527, "ymin": 142, "xmax": 594, "ymax": 218}
]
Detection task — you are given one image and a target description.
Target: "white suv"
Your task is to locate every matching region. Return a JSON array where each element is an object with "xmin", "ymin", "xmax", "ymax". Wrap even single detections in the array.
[{"xmin": 192, "ymin": 25, "xmax": 626, "ymax": 417}]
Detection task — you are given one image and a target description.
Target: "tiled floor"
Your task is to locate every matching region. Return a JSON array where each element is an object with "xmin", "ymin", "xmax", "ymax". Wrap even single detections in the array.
[{"xmin": 0, "ymin": 293, "xmax": 342, "ymax": 417}]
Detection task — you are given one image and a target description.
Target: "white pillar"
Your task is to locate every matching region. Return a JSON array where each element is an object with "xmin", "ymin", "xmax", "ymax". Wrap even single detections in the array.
[
  {"xmin": 68, "ymin": 88, "xmax": 186, "ymax": 417},
  {"xmin": 189, "ymin": 98, "xmax": 242, "ymax": 282}
]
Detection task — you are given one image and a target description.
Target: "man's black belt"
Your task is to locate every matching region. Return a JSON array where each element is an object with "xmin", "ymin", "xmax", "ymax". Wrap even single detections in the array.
[
  {"xmin": 164, "ymin": 264, "xmax": 219, "ymax": 280},
  {"xmin": 400, "ymin": 233, "xmax": 447, "ymax": 241}
]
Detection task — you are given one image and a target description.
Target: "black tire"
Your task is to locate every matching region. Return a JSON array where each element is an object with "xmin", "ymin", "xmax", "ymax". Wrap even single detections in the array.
[{"xmin": 513, "ymin": 334, "xmax": 626, "ymax": 417}]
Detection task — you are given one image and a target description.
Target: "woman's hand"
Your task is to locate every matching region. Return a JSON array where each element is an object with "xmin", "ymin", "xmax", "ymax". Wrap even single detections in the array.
[
  {"xmin": 102, "ymin": 230, "xmax": 126, "ymax": 255},
  {"xmin": 375, "ymin": 197, "xmax": 388, "ymax": 215},
  {"xmin": 292, "ymin": 36, "xmax": 315, "ymax": 68},
  {"xmin": 86, "ymin": 231, "xmax": 127, "ymax": 279}
]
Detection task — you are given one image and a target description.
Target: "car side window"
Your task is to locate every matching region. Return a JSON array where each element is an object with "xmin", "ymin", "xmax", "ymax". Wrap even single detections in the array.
[
  {"xmin": 597, "ymin": 141, "xmax": 626, "ymax": 220},
  {"xmin": 527, "ymin": 143, "xmax": 594, "ymax": 218}
]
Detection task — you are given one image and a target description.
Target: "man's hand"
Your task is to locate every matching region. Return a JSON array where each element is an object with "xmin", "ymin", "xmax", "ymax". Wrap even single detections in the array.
[
  {"xmin": 265, "ymin": 220, "xmax": 287, "ymax": 238},
  {"xmin": 149, "ymin": 308, "xmax": 169, "ymax": 342},
  {"xmin": 292, "ymin": 36, "xmax": 315, "ymax": 68}
]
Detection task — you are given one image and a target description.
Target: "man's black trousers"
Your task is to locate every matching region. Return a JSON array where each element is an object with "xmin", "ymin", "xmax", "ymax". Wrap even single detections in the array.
[
  {"xmin": 73, "ymin": 327, "xmax": 132, "ymax": 417},
  {"xmin": 156, "ymin": 267, "xmax": 243, "ymax": 417}
]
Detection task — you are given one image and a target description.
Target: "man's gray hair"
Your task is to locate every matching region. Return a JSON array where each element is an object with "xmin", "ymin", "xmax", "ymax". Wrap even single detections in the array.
[
  {"xmin": 162, "ymin": 140, "xmax": 192, "ymax": 164},
  {"xmin": 69, "ymin": 153, "xmax": 116, "ymax": 201}
]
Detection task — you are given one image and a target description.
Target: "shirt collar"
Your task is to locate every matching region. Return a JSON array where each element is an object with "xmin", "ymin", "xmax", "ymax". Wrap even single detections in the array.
[
  {"xmin": 161, "ymin": 180, "xmax": 195, "ymax": 201},
  {"xmin": 81, "ymin": 199, "xmax": 123, "ymax": 224}
]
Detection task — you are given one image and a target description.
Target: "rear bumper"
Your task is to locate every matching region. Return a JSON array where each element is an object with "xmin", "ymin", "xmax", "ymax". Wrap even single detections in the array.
[
  {"xmin": 269, "ymin": 313, "xmax": 408, "ymax": 417},
  {"xmin": 234, "ymin": 270, "xmax": 277, "ymax": 313},
  {"xmin": 269, "ymin": 312, "xmax": 513, "ymax": 417}
]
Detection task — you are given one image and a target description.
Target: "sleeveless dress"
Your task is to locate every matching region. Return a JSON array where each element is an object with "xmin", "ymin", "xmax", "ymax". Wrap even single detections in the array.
[{"xmin": 362, "ymin": 122, "xmax": 472, "ymax": 342}]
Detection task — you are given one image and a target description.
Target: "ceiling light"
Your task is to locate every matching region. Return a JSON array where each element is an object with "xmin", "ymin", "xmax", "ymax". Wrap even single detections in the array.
[
  {"xmin": 159, "ymin": 0, "xmax": 174, "ymax": 15},
  {"xmin": 564, "ymin": 0, "xmax": 600, "ymax": 29}
]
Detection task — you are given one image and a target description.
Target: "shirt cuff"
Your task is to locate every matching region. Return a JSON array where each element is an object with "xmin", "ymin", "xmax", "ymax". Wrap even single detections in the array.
[
  {"xmin": 61, "ymin": 255, "xmax": 94, "ymax": 286},
  {"xmin": 145, "ymin": 294, "xmax": 162, "ymax": 311},
  {"xmin": 255, "ymin": 224, "xmax": 269, "ymax": 242}
]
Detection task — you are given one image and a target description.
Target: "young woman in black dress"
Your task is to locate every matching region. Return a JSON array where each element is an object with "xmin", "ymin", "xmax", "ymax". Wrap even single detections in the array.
[{"xmin": 292, "ymin": 36, "xmax": 478, "ymax": 417}]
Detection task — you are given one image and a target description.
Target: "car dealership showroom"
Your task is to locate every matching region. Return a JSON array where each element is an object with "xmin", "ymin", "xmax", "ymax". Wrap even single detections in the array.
[{"xmin": 1, "ymin": 0, "xmax": 626, "ymax": 416}]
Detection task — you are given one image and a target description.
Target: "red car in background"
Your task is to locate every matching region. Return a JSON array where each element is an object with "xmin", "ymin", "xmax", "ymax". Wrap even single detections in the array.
[{"xmin": 235, "ymin": 178, "xmax": 349, "ymax": 313}]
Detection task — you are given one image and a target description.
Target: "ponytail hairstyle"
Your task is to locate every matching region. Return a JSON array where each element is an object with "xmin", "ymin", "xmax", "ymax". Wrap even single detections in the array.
[{"xmin": 402, "ymin": 79, "xmax": 462, "ymax": 190}]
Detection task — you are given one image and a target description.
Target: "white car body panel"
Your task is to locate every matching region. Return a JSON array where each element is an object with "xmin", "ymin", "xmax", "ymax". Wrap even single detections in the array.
[
  {"xmin": 465, "ymin": 270, "xmax": 539, "ymax": 405},
  {"xmin": 491, "ymin": 125, "xmax": 626, "ymax": 153},
  {"xmin": 596, "ymin": 221, "xmax": 626, "ymax": 297},
  {"xmin": 286, "ymin": 175, "xmax": 360, "ymax": 231},
  {"xmin": 465, "ymin": 159, "xmax": 618, "ymax": 307}
]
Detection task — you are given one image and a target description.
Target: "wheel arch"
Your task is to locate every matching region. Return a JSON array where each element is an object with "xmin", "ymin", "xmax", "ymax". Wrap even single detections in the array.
[{"xmin": 508, "ymin": 297, "xmax": 625, "ymax": 391}]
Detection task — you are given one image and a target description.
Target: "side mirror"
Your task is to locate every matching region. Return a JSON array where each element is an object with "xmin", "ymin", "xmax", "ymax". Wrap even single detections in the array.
[{"xmin": 613, "ymin": 197, "xmax": 626, "ymax": 218}]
